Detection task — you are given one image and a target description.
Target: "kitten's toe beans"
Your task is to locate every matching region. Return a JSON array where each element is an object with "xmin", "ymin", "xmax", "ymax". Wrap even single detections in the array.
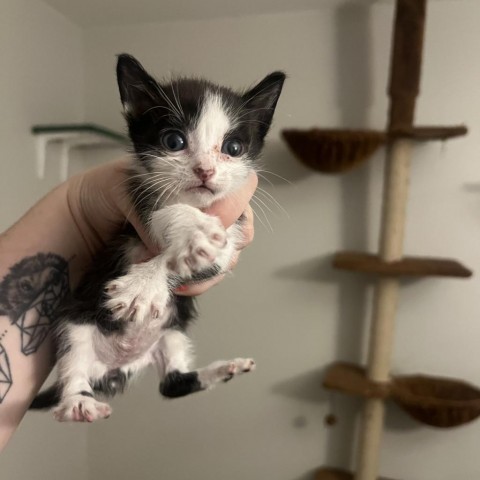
[
  {"xmin": 125, "ymin": 298, "xmax": 147, "ymax": 322},
  {"xmin": 104, "ymin": 281, "xmax": 119, "ymax": 293},
  {"xmin": 165, "ymin": 215, "xmax": 228, "ymax": 278},
  {"xmin": 105, "ymin": 300, "xmax": 128, "ymax": 321},
  {"xmin": 104, "ymin": 280, "xmax": 152, "ymax": 322},
  {"xmin": 233, "ymin": 358, "xmax": 256, "ymax": 374},
  {"xmin": 243, "ymin": 359, "xmax": 256, "ymax": 372},
  {"xmin": 180, "ymin": 237, "xmax": 220, "ymax": 276},
  {"xmin": 151, "ymin": 301, "xmax": 166, "ymax": 319},
  {"xmin": 209, "ymin": 230, "xmax": 227, "ymax": 248},
  {"xmin": 53, "ymin": 396, "xmax": 112, "ymax": 423},
  {"xmin": 72, "ymin": 406, "xmax": 81, "ymax": 422},
  {"xmin": 196, "ymin": 247, "xmax": 215, "ymax": 262}
]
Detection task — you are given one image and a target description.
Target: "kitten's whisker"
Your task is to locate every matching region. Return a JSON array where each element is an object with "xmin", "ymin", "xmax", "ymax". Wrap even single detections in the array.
[
  {"xmin": 252, "ymin": 193, "xmax": 274, "ymax": 216},
  {"xmin": 131, "ymin": 178, "xmax": 176, "ymax": 213},
  {"xmin": 144, "ymin": 105, "xmax": 178, "ymax": 118},
  {"xmin": 162, "ymin": 179, "xmax": 183, "ymax": 206},
  {"xmin": 140, "ymin": 152, "xmax": 178, "ymax": 166},
  {"xmin": 256, "ymin": 172, "xmax": 274, "ymax": 187},
  {"xmin": 129, "ymin": 177, "xmax": 174, "ymax": 199},
  {"xmin": 141, "ymin": 156, "xmax": 181, "ymax": 170},
  {"xmin": 153, "ymin": 83, "xmax": 183, "ymax": 122},
  {"xmin": 136, "ymin": 84, "xmax": 181, "ymax": 121},
  {"xmin": 154, "ymin": 179, "xmax": 178, "ymax": 207},
  {"xmin": 256, "ymin": 169, "xmax": 293, "ymax": 185},
  {"xmin": 249, "ymin": 202, "xmax": 272, "ymax": 232},
  {"xmin": 256, "ymin": 188, "xmax": 290, "ymax": 219},
  {"xmin": 112, "ymin": 173, "xmax": 171, "ymax": 200},
  {"xmin": 250, "ymin": 197, "xmax": 273, "ymax": 232},
  {"xmin": 139, "ymin": 177, "xmax": 175, "ymax": 194},
  {"xmin": 171, "ymin": 81, "xmax": 186, "ymax": 122}
]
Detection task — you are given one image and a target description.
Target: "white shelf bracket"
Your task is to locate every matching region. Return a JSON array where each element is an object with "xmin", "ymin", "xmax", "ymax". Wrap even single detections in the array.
[{"xmin": 32, "ymin": 124, "xmax": 128, "ymax": 181}]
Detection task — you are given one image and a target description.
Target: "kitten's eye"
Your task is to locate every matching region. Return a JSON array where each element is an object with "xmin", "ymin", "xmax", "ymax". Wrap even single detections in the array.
[
  {"xmin": 161, "ymin": 131, "xmax": 187, "ymax": 151},
  {"xmin": 222, "ymin": 139, "xmax": 243, "ymax": 157}
]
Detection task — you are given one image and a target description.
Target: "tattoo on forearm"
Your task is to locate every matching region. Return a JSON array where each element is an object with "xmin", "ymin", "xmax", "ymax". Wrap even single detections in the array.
[
  {"xmin": 0, "ymin": 253, "xmax": 69, "ymax": 355},
  {"xmin": 0, "ymin": 342, "xmax": 12, "ymax": 403}
]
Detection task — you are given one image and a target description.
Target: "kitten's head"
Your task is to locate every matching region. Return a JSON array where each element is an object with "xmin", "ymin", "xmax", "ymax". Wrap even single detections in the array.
[{"xmin": 116, "ymin": 54, "xmax": 285, "ymax": 210}]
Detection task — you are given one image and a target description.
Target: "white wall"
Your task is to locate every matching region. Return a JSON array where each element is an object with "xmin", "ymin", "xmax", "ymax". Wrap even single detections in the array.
[
  {"xmin": 3, "ymin": 1, "xmax": 480, "ymax": 480},
  {"xmin": 0, "ymin": 0, "xmax": 86, "ymax": 229},
  {"xmin": 81, "ymin": 3, "xmax": 480, "ymax": 480},
  {"xmin": 0, "ymin": 1, "xmax": 88, "ymax": 479}
]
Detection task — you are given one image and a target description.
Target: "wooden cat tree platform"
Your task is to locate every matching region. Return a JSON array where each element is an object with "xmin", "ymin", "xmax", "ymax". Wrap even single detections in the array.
[{"xmin": 282, "ymin": 1, "xmax": 475, "ymax": 479}]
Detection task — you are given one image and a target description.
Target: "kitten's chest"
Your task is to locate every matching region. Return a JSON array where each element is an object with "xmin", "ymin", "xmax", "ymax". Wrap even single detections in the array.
[{"xmin": 93, "ymin": 320, "xmax": 164, "ymax": 368}]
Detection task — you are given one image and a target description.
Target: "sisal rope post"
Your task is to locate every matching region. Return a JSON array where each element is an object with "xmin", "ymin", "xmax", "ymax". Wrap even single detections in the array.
[
  {"xmin": 354, "ymin": 1, "xmax": 426, "ymax": 479},
  {"xmin": 355, "ymin": 140, "xmax": 412, "ymax": 480}
]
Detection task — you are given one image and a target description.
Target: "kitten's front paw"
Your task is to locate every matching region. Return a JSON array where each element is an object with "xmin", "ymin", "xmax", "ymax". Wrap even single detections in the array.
[
  {"xmin": 53, "ymin": 395, "xmax": 112, "ymax": 422},
  {"xmin": 165, "ymin": 215, "xmax": 227, "ymax": 278},
  {"xmin": 105, "ymin": 265, "xmax": 169, "ymax": 322}
]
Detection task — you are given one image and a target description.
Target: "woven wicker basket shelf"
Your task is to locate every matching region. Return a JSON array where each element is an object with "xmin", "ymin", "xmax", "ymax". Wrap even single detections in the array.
[
  {"xmin": 315, "ymin": 467, "xmax": 396, "ymax": 480},
  {"xmin": 333, "ymin": 251, "xmax": 472, "ymax": 278},
  {"xmin": 282, "ymin": 125, "xmax": 466, "ymax": 173},
  {"xmin": 324, "ymin": 362, "xmax": 480, "ymax": 428}
]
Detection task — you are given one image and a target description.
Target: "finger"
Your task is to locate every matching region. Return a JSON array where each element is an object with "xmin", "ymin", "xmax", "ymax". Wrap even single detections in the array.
[
  {"xmin": 226, "ymin": 250, "xmax": 240, "ymax": 270},
  {"xmin": 174, "ymin": 274, "xmax": 226, "ymax": 296},
  {"xmin": 203, "ymin": 172, "xmax": 258, "ymax": 228},
  {"xmin": 237, "ymin": 204, "xmax": 254, "ymax": 250}
]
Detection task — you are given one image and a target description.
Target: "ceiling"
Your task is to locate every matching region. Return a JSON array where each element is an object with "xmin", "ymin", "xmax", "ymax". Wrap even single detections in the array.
[{"xmin": 41, "ymin": 0, "xmax": 359, "ymax": 27}]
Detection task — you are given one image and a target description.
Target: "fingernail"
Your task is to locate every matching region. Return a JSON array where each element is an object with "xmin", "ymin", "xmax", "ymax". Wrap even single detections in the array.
[{"xmin": 176, "ymin": 285, "xmax": 188, "ymax": 292}]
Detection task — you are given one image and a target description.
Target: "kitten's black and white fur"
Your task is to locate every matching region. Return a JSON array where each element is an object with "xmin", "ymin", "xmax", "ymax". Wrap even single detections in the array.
[{"xmin": 31, "ymin": 54, "xmax": 285, "ymax": 422}]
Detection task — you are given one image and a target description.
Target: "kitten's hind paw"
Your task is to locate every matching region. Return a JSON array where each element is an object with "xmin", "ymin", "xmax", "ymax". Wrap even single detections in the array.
[
  {"xmin": 160, "ymin": 359, "xmax": 256, "ymax": 398},
  {"xmin": 53, "ymin": 395, "xmax": 112, "ymax": 423},
  {"xmin": 199, "ymin": 358, "xmax": 256, "ymax": 388}
]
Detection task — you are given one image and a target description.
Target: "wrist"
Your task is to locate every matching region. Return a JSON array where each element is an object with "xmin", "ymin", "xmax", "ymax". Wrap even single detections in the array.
[{"xmin": 0, "ymin": 180, "xmax": 92, "ymax": 286}]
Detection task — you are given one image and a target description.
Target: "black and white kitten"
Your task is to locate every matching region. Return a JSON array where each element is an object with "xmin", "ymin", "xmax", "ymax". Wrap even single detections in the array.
[{"xmin": 31, "ymin": 54, "xmax": 285, "ymax": 422}]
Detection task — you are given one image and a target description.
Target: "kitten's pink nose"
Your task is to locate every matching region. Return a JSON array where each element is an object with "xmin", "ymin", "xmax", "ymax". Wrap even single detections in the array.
[{"xmin": 193, "ymin": 166, "xmax": 216, "ymax": 182}]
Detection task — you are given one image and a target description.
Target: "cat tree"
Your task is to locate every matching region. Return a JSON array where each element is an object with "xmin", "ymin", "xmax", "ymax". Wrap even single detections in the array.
[{"xmin": 283, "ymin": 1, "xmax": 476, "ymax": 479}]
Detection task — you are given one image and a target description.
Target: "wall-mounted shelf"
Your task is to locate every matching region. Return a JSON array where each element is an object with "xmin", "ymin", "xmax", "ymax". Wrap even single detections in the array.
[
  {"xmin": 333, "ymin": 251, "xmax": 472, "ymax": 278},
  {"xmin": 323, "ymin": 362, "xmax": 389, "ymax": 400},
  {"xmin": 281, "ymin": 125, "xmax": 467, "ymax": 174},
  {"xmin": 31, "ymin": 123, "xmax": 129, "ymax": 181},
  {"xmin": 324, "ymin": 362, "xmax": 480, "ymax": 429},
  {"xmin": 389, "ymin": 125, "xmax": 467, "ymax": 141}
]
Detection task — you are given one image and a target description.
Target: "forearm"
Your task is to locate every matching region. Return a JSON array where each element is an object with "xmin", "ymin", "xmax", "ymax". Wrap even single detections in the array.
[{"xmin": 0, "ymin": 181, "xmax": 92, "ymax": 450}]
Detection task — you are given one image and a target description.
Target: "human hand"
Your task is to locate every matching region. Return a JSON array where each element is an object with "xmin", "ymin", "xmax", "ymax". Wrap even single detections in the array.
[
  {"xmin": 67, "ymin": 158, "xmax": 156, "ymax": 255},
  {"xmin": 67, "ymin": 157, "xmax": 257, "ymax": 294}
]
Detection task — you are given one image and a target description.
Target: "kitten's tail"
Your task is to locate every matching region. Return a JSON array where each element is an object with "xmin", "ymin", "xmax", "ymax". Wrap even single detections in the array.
[{"xmin": 29, "ymin": 384, "xmax": 61, "ymax": 410}]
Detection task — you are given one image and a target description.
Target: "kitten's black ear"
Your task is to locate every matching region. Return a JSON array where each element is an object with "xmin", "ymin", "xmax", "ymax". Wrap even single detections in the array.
[
  {"xmin": 242, "ymin": 71, "xmax": 286, "ymax": 138},
  {"xmin": 116, "ymin": 53, "xmax": 158, "ymax": 117}
]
